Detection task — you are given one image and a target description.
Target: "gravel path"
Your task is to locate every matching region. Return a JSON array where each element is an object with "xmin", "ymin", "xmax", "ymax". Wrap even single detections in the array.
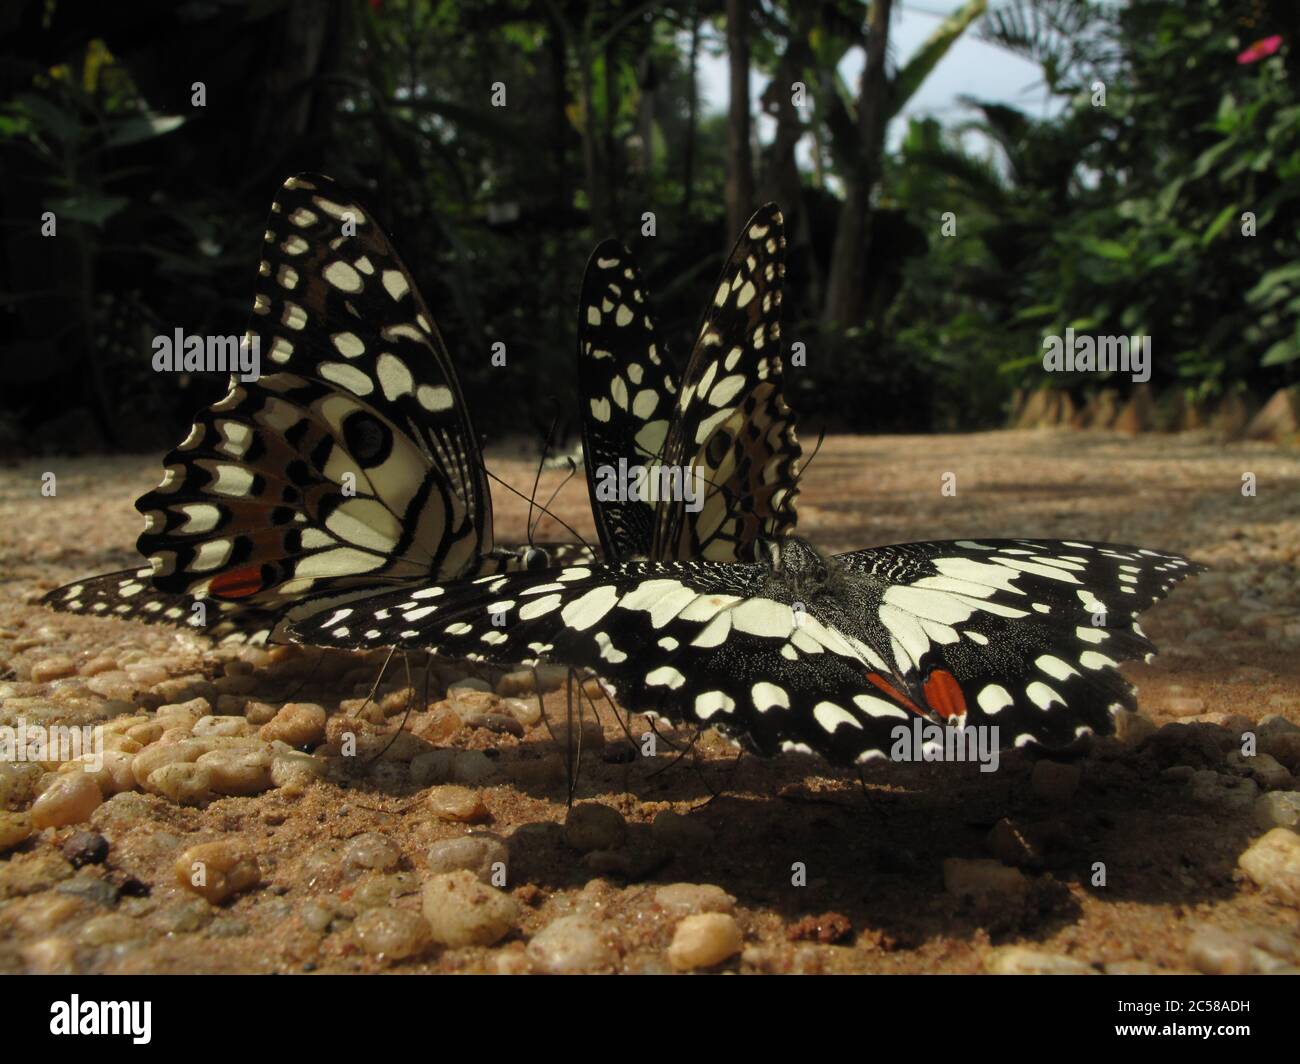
[{"xmin": 0, "ymin": 429, "xmax": 1297, "ymax": 974}]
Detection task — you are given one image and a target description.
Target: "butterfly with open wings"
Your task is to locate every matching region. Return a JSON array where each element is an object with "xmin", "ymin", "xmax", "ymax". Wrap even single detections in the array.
[{"xmin": 286, "ymin": 534, "xmax": 1200, "ymax": 765}]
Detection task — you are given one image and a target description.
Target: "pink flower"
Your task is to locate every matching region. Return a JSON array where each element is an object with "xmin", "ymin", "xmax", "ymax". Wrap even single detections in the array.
[{"xmin": 1237, "ymin": 35, "xmax": 1282, "ymax": 64}]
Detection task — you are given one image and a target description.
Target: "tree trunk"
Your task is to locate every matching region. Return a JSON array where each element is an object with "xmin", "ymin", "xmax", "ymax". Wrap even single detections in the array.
[
  {"xmin": 724, "ymin": 0, "xmax": 753, "ymax": 239},
  {"xmin": 822, "ymin": 0, "xmax": 893, "ymax": 329},
  {"xmin": 682, "ymin": 8, "xmax": 700, "ymax": 214}
]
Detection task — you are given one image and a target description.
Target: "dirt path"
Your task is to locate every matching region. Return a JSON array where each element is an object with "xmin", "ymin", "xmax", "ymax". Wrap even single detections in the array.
[{"xmin": 0, "ymin": 430, "xmax": 1297, "ymax": 974}]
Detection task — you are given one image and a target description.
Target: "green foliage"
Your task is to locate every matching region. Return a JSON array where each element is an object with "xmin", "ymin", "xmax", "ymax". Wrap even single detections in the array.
[{"xmin": 0, "ymin": 0, "xmax": 1294, "ymax": 452}]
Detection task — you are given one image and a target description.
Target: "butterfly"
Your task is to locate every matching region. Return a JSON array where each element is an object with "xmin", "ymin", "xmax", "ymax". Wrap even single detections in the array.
[
  {"xmin": 42, "ymin": 172, "xmax": 587, "ymax": 644},
  {"xmin": 577, "ymin": 205, "xmax": 801, "ymax": 564},
  {"xmin": 285, "ymin": 536, "xmax": 1200, "ymax": 765}
]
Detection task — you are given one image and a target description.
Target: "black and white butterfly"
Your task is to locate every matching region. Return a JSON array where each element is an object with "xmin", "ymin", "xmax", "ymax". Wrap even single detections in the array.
[
  {"xmin": 42, "ymin": 173, "xmax": 587, "ymax": 644},
  {"xmin": 286, "ymin": 536, "xmax": 1200, "ymax": 765},
  {"xmin": 577, "ymin": 205, "xmax": 801, "ymax": 564}
]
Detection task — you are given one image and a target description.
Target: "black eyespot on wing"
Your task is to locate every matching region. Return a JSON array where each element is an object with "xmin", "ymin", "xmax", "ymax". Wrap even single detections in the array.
[{"xmin": 342, "ymin": 411, "xmax": 392, "ymax": 467}]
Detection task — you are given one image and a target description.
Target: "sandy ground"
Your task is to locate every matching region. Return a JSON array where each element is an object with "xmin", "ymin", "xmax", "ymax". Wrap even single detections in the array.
[{"xmin": 0, "ymin": 429, "xmax": 1298, "ymax": 974}]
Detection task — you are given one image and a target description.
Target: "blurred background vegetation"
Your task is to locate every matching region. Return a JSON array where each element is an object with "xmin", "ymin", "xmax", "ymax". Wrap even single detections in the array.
[{"xmin": 1, "ymin": 0, "xmax": 1296, "ymax": 454}]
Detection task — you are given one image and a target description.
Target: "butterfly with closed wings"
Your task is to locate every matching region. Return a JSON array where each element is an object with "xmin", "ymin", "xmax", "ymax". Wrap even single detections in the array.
[
  {"xmin": 577, "ymin": 205, "xmax": 802, "ymax": 565},
  {"xmin": 42, "ymin": 172, "xmax": 588, "ymax": 644}
]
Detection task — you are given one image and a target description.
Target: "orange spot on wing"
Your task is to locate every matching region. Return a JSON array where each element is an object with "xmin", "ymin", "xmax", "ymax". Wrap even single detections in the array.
[
  {"xmin": 923, "ymin": 669, "xmax": 968, "ymax": 720},
  {"xmin": 864, "ymin": 672, "xmax": 927, "ymax": 718},
  {"xmin": 209, "ymin": 566, "xmax": 265, "ymax": 600}
]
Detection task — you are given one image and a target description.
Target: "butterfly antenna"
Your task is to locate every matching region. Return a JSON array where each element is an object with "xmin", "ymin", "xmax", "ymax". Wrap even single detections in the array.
[
  {"xmin": 527, "ymin": 412, "xmax": 561, "ymax": 545},
  {"xmin": 349, "ymin": 645, "xmax": 397, "ymax": 723},
  {"xmin": 535, "ymin": 458, "xmax": 579, "ymax": 540},
  {"xmin": 487, "ymin": 468, "xmax": 595, "ymax": 555},
  {"xmin": 796, "ymin": 425, "xmax": 827, "ymax": 480},
  {"xmin": 366, "ymin": 650, "xmax": 420, "ymax": 764}
]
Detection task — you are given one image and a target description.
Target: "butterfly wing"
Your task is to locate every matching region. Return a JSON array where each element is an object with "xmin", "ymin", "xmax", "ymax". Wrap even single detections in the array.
[
  {"xmin": 832, "ymin": 539, "xmax": 1203, "ymax": 751},
  {"xmin": 285, "ymin": 538, "xmax": 1198, "ymax": 764},
  {"xmin": 651, "ymin": 204, "xmax": 801, "ymax": 563},
  {"xmin": 577, "ymin": 240, "xmax": 678, "ymax": 560},
  {"xmin": 39, "ymin": 568, "xmax": 279, "ymax": 645},
  {"xmin": 135, "ymin": 173, "xmax": 495, "ymax": 615}
]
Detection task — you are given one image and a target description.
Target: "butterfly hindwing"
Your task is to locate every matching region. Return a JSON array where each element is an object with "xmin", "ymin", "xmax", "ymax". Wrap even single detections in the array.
[
  {"xmin": 577, "ymin": 240, "xmax": 678, "ymax": 560},
  {"xmin": 39, "ymin": 568, "xmax": 279, "ymax": 645},
  {"xmin": 651, "ymin": 204, "xmax": 801, "ymax": 563},
  {"xmin": 286, "ymin": 537, "xmax": 1199, "ymax": 765},
  {"xmin": 135, "ymin": 173, "xmax": 494, "ymax": 614}
]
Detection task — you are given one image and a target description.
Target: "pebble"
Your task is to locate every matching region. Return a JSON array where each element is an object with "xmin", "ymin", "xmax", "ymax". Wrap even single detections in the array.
[
  {"xmin": 667, "ymin": 913, "xmax": 742, "ymax": 971},
  {"xmin": 1238, "ymin": 828, "xmax": 1300, "ymax": 905},
  {"xmin": 0, "ymin": 812, "xmax": 32, "ymax": 852},
  {"xmin": 131, "ymin": 738, "xmax": 204, "ymax": 788},
  {"xmin": 564, "ymin": 803, "xmax": 626, "ymax": 852},
  {"xmin": 1188, "ymin": 770, "xmax": 1258, "ymax": 812},
  {"xmin": 60, "ymin": 830, "xmax": 109, "ymax": 867},
  {"xmin": 425, "ymin": 835, "xmax": 509, "ymax": 883},
  {"xmin": 654, "ymin": 883, "xmax": 736, "ymax": 917},
  {"xmin": 602, "ymin": 739, "xmax": 637, "ymax": 763},
  {"xmin": 502, "ymin": 697, "xmax": 542, "ymax": 727},
  {"xmin": 410, "ymin": 749, "xmax": 496, "ymax": 786},
  {"xmin": 192, "ymin": 715, "xmax": 250, "ymax": 738},
  {"xmin": 496, "ymin": 666, "xmax": 569, "ymax": 696},
  {"xmin": 270, "ymin": 750, "xmax": 325, "ymax": 793},
  {"xmin": 31, "ymin": 657, "xmax": 76, "ymax": 682},
  {"xmin": 76, "ymin": 750, "xmax": 138, "ymax": 798},
  {"xmin": 259, "ymin": 703, "xmax": 327, "ymax": 747},
  {"xmin": 1030, "ymin": 760, "xmax": 1081, "ymax": 802},
  {"xmin": 344, "ymin": 833, "xmax": 403, "ymax": 871},
  {"xmin": 1186, "ymin": 923, "xmax": 1300, "ymax": 975},
  {"xmin": 30, "ymin": 773, "xmax": 103, "ymax": 828},
  {"xmin": 22, "ymin": 936, "xmax": 78, "ymax": 975},
  {"xmin": 421, "ymin": 870, "xmax": 519, "ymax": 947},
  {"xmin": 552, "ymin": 718, "xmax": 606, "ymax": 753},
  {"xmin": 447, "ymin": 677, "xmax": 493, "ymax": 694},
  {"xmin": 78, "ymin": 913, "xmax": 143, "ymax": 947},
  {"xmin": 174, "ymin": 841, "xmax": 261, "ymax": 903},
  {"xmin": 426, "ymin": 786, "xmax": 489, "ymax": 823},
  {"xmin": 151, "ymin": 895, "xmax": 213, "ymax": 934},
  {"xmin": 1261, "ymin": 733, "xmax": 1300, "ymax": 772},
  {"xmin": 446, "ymin": 687, "xmax": 500, "ymax": 718},
  {"xmin": 650, "ymin": 811, "xmax": 715, "ymax": 851},
  {"xmin": 462, "ymin": 712, "xmax": 525, "ymax": 738},
  {"xmin": 157, "ymin": 697, "xmax": 211, "ymax": 726},
  {"xmin": 1259, "ymin": 715, "xmax": 1300, "ymax": 739},
  {"xmin": 1236, "ymin": 751, "xmax": 1293, "ymax": 790},
  {"xmin": 527, "ymin": 915, "xmax": 618, "ymax": 973},
  {"xmin": 1254, "ymin": 791, "xmax": 1300, "ymax": 831},
  {"xmin": 986, "ymin": 947, "xmax": 1096, "ymax": 974},
  {"xmin": 146, "ymin": 762, "xmax": 213, "ymax": 805},
  {"xmin": 410, "ymin": 704, "xmax": 462, "ymax": 743},
  {"xmin": 196, "ymin": 748, "xmax": 275, "ymax": 796},
  {"xmin": 943, "ymin": 858, "xmax": 1029, "ymax": 900},
  {"xmin": 299, "ymin": 902, "xmax": 334, "ymax": 932},
  {"xmin": 1113, "ymin": 711, "xmax": 1157, "ymax": 746},
  {"xmin": 1163, "ymin": 695, "xmax": 1206, "ymax": 717},
  {"xmin": 7, "ymin": 893, "xmax": 86, "ymax": 935},
  {"xmin": 242, "ymin": 701, "xmax": 279, "ymax": 726},
  {"xmin": 55, "ymin": 874, "xmax": 119, "ymax": 908},
  {"xmin": 353, "ymin": 906, "xmax": 432, "ymax": 960}
]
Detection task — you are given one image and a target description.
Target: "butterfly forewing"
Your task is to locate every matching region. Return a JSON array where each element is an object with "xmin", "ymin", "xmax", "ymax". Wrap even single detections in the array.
[
  {"xmin": 135, "ymin": 173, "xmax": 494, "ymax": 613},
  {"xmin": 286, "ymin": 537, "xmax": 1199, "ymax": 765},
  {"xmin": 652, "ymin": 204, "xmax": 801, "ymax": 563},
  {"xmin": 577, "ymin": 240, "xmax": 679, "ymax": 560}
]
